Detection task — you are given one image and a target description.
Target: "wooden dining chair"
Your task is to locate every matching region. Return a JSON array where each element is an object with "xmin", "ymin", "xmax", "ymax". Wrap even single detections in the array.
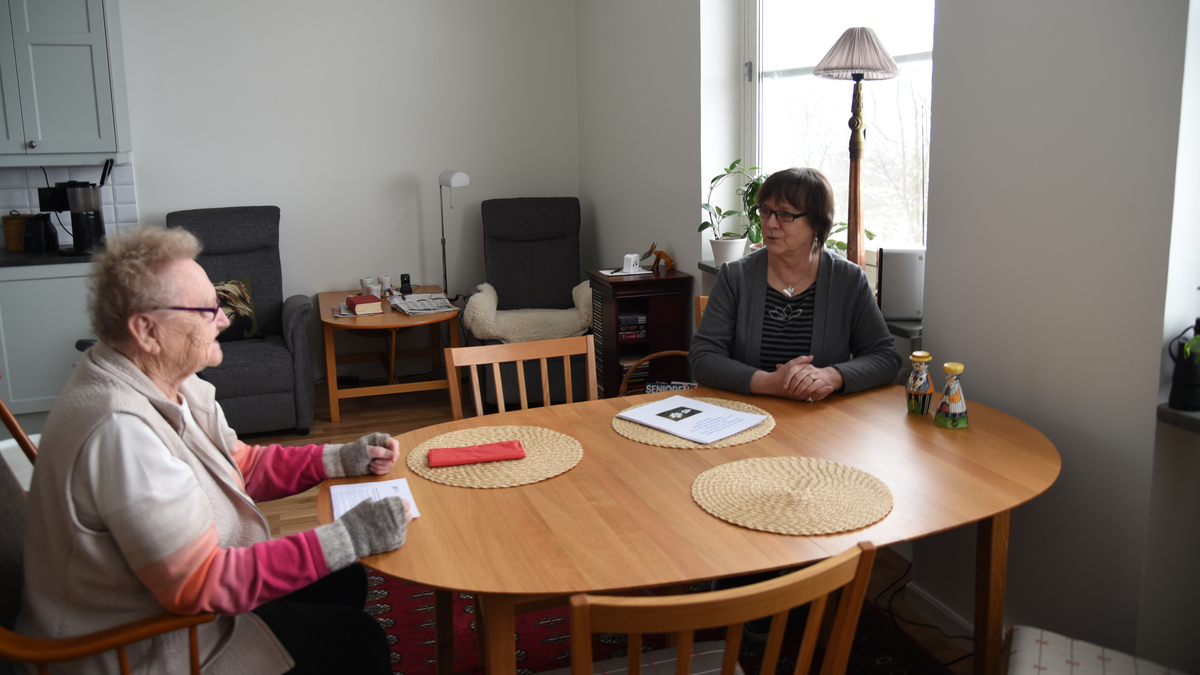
[
  {"xmin": 0, "ymin": 447, "xmax": 215, "ymax": 675},
  {"xmin": 0, "ymin": 372, "xmax": 37, "ymax": 464},
  {"xmin": 616, "ymin": 296, "xmax": 707, "ymax": 396},
  {"xmin": 443, "ymin": 334, "xmax": 597, "ymax": 419},
  {"xmin": 438, "ymin": 335, "xmax": 598, "ymax": 669},
  {"xmin": 569, "ymin": 542, "xmax": 876, "ymax": 675}
]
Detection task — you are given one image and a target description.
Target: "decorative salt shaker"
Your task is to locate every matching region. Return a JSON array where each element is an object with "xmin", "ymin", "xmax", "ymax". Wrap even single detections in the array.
[
  {"xmin": 905, "ymin": 351, "xmax": 933, "ymax": 414},
  {"xmin": 934, "ymin": 362, "xmax": 968, "ymax": 429}
]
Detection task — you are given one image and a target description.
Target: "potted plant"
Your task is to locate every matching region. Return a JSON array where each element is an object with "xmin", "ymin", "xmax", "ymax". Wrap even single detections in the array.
[
  {"xmin": 823, "ymin": 221, "xmax": 876, "ymax": 256},
  {"xmin": 700, "ymin": 160, "xmax": 765, "ymax": 265}
]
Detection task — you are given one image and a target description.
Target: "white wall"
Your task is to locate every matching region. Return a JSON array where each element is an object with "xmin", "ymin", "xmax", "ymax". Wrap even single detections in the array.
[
  {"xmin": 914, "ymin": 0, "xmax": 1189, "ymax": 663},
  {"xmin": 117, "ymin": 0, "xmax": 581, "ymax": 371},
  {"xmin": 576, "ymin": 0, "xmax": 702, "ymax": 294}
]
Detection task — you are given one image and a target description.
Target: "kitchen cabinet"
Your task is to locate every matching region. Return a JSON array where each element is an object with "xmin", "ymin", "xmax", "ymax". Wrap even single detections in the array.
[
  {"xmin": 0, "ymin": 259, "xmax": 93, "ymax": 414},
  {"xmin": 0, "ymin": 0, "xmax": 131, "ymax": 166},
  {"xmin": 588, "ymin": 268, "xmax": 692, "ymax": 398}
]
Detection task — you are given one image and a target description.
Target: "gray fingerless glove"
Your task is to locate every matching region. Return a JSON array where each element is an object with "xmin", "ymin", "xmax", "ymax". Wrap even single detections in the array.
[
  {"xmin": 315, "ymin": 496, "xmax": 408, "ymax": 571},
  {"xmin": 322, "ymin": 432, "xmax": 392, "ymax": 478}
]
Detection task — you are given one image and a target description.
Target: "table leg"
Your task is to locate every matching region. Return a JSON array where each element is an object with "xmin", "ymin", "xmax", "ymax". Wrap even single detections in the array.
[
  {"xmin": 974, "ymin": 510, "xmax": 1010, "ymax": 675},
  {"xmin": 435, "ymin": 588, "xmax": 454, "ymax": 675},
  {"xmin": 477, "ymin": 593, "xmax": 518, "ymax": 675},
  {"xmin": 429, "ymin": 323, "xmax": 440, "ymax": 373},
  {"xmin": 324, "ymin": 324, "xmax": 341, "ymax": 423},
  {"xmin": 387, "ymin": 328, "xmax": 399, "ymax": 384}
]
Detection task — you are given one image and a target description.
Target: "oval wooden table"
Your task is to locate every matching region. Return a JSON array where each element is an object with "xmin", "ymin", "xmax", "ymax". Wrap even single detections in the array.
[{"xmin": 318, "ymin": 385, "xmax": 1060, "ymax": 675}]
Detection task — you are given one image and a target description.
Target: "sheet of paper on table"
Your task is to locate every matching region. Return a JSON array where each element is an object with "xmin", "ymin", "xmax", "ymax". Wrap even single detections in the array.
[
  {"xmin": 615, "ymin": 394, "xmax": 766, "ymax": 444},
  {"xmin": 389, "ymin": 293, "xmax": 456, "ymax": 315},
  {"xmin": 330, "ymin": 478, "xmax": 421, "ymax": 520},
  {"xmin": 599, "ymin": 268, "xmax": 655, "ymax": 277}
]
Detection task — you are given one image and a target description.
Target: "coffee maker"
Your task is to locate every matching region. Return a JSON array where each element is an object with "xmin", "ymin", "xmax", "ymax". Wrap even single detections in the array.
[{"xmin": 38, "ymin": 180, "xmax": 105, "ymax": 255}]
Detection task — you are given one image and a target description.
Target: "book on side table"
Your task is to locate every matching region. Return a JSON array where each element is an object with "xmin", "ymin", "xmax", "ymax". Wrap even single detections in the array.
[{"xmin": 346, "ymin": 294, "xmax": 382, "ymax": 315}]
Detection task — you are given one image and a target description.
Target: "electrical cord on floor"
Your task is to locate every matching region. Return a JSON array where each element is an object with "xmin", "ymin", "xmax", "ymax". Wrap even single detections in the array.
[{"xmin": 871, "ymin": 559, "xmax": 976, "ymax": 672}]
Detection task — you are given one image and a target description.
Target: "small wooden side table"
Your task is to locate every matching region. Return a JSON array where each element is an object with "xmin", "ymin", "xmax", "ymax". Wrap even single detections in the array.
[{"xmin": 317, "ymin": 287, "xmax": 460, "ymax": 422}]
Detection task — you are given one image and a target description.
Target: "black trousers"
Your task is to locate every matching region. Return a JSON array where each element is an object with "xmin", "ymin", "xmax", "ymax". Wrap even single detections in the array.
[{"xmin": 252, "ymin": 564, "xmax": 391, "ymax": 674}]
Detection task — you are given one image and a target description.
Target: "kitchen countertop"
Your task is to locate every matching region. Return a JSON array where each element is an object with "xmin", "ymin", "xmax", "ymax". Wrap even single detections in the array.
[{"xmin": 0, "ymin": 248, "xmax": 95, "ymax": 267}]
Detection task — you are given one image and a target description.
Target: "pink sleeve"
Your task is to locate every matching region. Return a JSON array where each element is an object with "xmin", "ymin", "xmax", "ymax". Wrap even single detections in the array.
[
  {"xmin": 231, "ymin": 441, "xmax": 328, "ymax": 501},
  {"xmin": 136, "ymin": 528, "xmax": 333, "ymax": 615}
]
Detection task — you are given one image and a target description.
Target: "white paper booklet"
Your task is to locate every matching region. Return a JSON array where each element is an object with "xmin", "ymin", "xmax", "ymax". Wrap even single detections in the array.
[
  {"xmin": 388, "ymin": 293, "xmax": 456, "ymax": 315},
  {"xmin": 330, "ymin": 478, "xmax": 421, "ymax": 520},
  {"xmin": 615, "ymin": 395, "xmax": 766, "ymax": 444}
]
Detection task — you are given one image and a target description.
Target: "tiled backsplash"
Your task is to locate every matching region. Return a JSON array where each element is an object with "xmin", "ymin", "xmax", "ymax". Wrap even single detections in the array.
[{"xmin": 0, "ymin": 160, "xmax": 138, "ymax": 241}]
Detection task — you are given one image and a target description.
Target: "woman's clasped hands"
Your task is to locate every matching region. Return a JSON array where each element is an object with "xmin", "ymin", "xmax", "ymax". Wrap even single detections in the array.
[{"xmin": 754, "ymin": 355, "xmax": 844, "ymax": 402}]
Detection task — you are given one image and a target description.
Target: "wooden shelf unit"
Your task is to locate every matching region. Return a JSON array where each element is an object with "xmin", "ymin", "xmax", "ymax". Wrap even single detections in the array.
[{"xmin": 587, "ymin": 268, "xmax": 693, "ymax": 398}]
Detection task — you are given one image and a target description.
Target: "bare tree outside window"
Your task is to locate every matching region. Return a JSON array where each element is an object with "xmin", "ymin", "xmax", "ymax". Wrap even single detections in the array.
[{"xmin": 758, "ymin": 1, "xmax": 935, "ymax": 249}]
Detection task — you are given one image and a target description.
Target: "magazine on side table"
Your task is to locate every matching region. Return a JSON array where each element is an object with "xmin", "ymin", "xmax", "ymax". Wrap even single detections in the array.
[{"xmin": 389, "ymin": 293, "xmax": 457, "ymax": 315}]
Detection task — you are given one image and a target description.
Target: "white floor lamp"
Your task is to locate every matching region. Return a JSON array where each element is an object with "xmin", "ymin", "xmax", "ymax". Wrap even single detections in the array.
[
  {"xmin": 813, "ymin": 27, "xmax": 898, "ymax": 269},
  {"xmin": 438, "ymin": 170, "xmax": 470, "ymax": 296}
]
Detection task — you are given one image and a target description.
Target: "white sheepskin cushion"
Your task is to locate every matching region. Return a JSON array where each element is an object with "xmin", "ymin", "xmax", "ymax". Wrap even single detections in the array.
[{"xmin": 462, "ymin": 280, "xmax": 592, "ymax": 343}]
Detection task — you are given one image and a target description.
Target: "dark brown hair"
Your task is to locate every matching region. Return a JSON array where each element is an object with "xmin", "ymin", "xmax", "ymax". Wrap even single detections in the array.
[{"xmin": 757, "ymin": 167, "xmax": 836, "ymax": 245}]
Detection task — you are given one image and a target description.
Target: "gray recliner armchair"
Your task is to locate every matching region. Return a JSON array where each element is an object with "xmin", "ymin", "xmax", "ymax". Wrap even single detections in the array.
[
  {"xmin": 165, "ymin": 206, "xmax": 313, "ymax": 435},
  {"xmin": 462, "ymin": 197, "xmax": 591, "ymax": 408}
]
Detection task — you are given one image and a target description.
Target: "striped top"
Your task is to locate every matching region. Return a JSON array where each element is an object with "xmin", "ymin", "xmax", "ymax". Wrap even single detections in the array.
[{"xmin": 761, "ymin": 284, "xmax": 816, "ymax": 370}]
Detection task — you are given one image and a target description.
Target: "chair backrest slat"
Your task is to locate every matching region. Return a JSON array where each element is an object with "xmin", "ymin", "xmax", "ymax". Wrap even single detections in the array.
[
  {"xmin": 444, "ymin": 336, "xmax": 597, "ymax": 420},
  {"xmin": 516, "ymin": 358, "xmax": 529, "ymax": 411},
  {"xmin": 674, "ymin": 631, "xmax": 693, "ymax": 675},
  {"xmin": 490, "ymin": 362, "xmax": 506, "ymax": 414}
]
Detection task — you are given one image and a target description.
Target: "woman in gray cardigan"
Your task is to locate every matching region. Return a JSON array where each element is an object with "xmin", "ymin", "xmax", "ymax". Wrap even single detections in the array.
[{"xmin": 691, "ymin": 167, "xmax": 900, "ymax": 400}]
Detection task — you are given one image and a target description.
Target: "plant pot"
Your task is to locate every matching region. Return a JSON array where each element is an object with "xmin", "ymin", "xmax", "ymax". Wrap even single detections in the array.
[{"xmin": 710, "ymin": 237, "xmax": 747, "ymax": 267}]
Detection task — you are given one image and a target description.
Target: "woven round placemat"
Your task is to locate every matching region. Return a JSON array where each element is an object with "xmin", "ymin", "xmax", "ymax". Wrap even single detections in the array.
[
  {"xmin": 406, "ymin": 425, "xmax": 582, "ymax": 489},
  {"xmin": 691, "ymin": 456, "xmax": 892, "ymax": 535},
  {"xmin": 611, "ymin": 397, "xmax": 775, "ymax": 449}
]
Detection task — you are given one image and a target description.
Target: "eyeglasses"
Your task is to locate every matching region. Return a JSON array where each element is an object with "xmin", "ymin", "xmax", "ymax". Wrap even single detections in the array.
[
  {"xmin": 153, "ymin": 303, "xmax": 221, "ymax": 322},
  {"xmin": 759, "ymin": 206, "xmax": 806, "ymax": 223}
]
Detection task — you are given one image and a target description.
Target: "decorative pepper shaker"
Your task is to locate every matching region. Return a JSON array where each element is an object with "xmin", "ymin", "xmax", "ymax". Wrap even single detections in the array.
[
  {"xmin": 905, "ymin": 351, "xmax": 934, "ymax": 414},
  {"xmin": 935, "ymin": 362, "xmax": 968, "ymax": 429}
]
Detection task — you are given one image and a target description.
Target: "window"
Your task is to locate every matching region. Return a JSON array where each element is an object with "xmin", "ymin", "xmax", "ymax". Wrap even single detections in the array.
[{"xmin": 754, "ymin": 1, "xmax": 935, "ymax": 249}]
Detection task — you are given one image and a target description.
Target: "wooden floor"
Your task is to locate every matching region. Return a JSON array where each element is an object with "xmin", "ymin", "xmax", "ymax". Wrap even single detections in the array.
[{"xmin": 253, "ymin": 386, "xmax": 973, "ymax": 675}]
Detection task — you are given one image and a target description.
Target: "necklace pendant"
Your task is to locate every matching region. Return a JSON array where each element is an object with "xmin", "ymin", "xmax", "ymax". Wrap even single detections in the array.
[{"xmin": 783, "ymin": 285, "xmax": 795, "ymax": 298}]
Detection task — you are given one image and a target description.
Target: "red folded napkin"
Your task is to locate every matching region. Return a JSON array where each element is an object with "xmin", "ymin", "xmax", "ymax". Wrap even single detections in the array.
[{"xmin": 426, "ymin": 440, "xmax": 526, "ymax": 467}]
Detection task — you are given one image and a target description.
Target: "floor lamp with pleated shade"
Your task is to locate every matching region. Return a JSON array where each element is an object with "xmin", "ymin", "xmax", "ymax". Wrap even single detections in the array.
[{"xmin": 813, "ymin": 27, "xmax": 899, "ymax": 269}]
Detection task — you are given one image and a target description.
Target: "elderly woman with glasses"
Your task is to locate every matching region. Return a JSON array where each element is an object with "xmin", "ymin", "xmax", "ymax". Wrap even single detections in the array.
[
  {"xmin": 691, "ymin": 167, "xmax": 901, "ymax": 402},
  {"xmin": 18, "ymin": 227, "xmax": 406, "ymax": 675}
]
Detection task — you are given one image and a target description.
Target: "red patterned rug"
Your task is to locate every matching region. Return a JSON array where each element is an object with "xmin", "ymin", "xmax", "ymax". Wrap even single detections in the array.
[{"xmin": 364, "ymin": 571, "xmax": 955, "ymax": 675}]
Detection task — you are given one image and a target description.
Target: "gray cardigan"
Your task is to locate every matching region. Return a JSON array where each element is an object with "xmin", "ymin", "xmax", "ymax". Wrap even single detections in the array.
[{"xmin": 690, "ymin": 247, "xmax": 901, "ymax": 395}]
